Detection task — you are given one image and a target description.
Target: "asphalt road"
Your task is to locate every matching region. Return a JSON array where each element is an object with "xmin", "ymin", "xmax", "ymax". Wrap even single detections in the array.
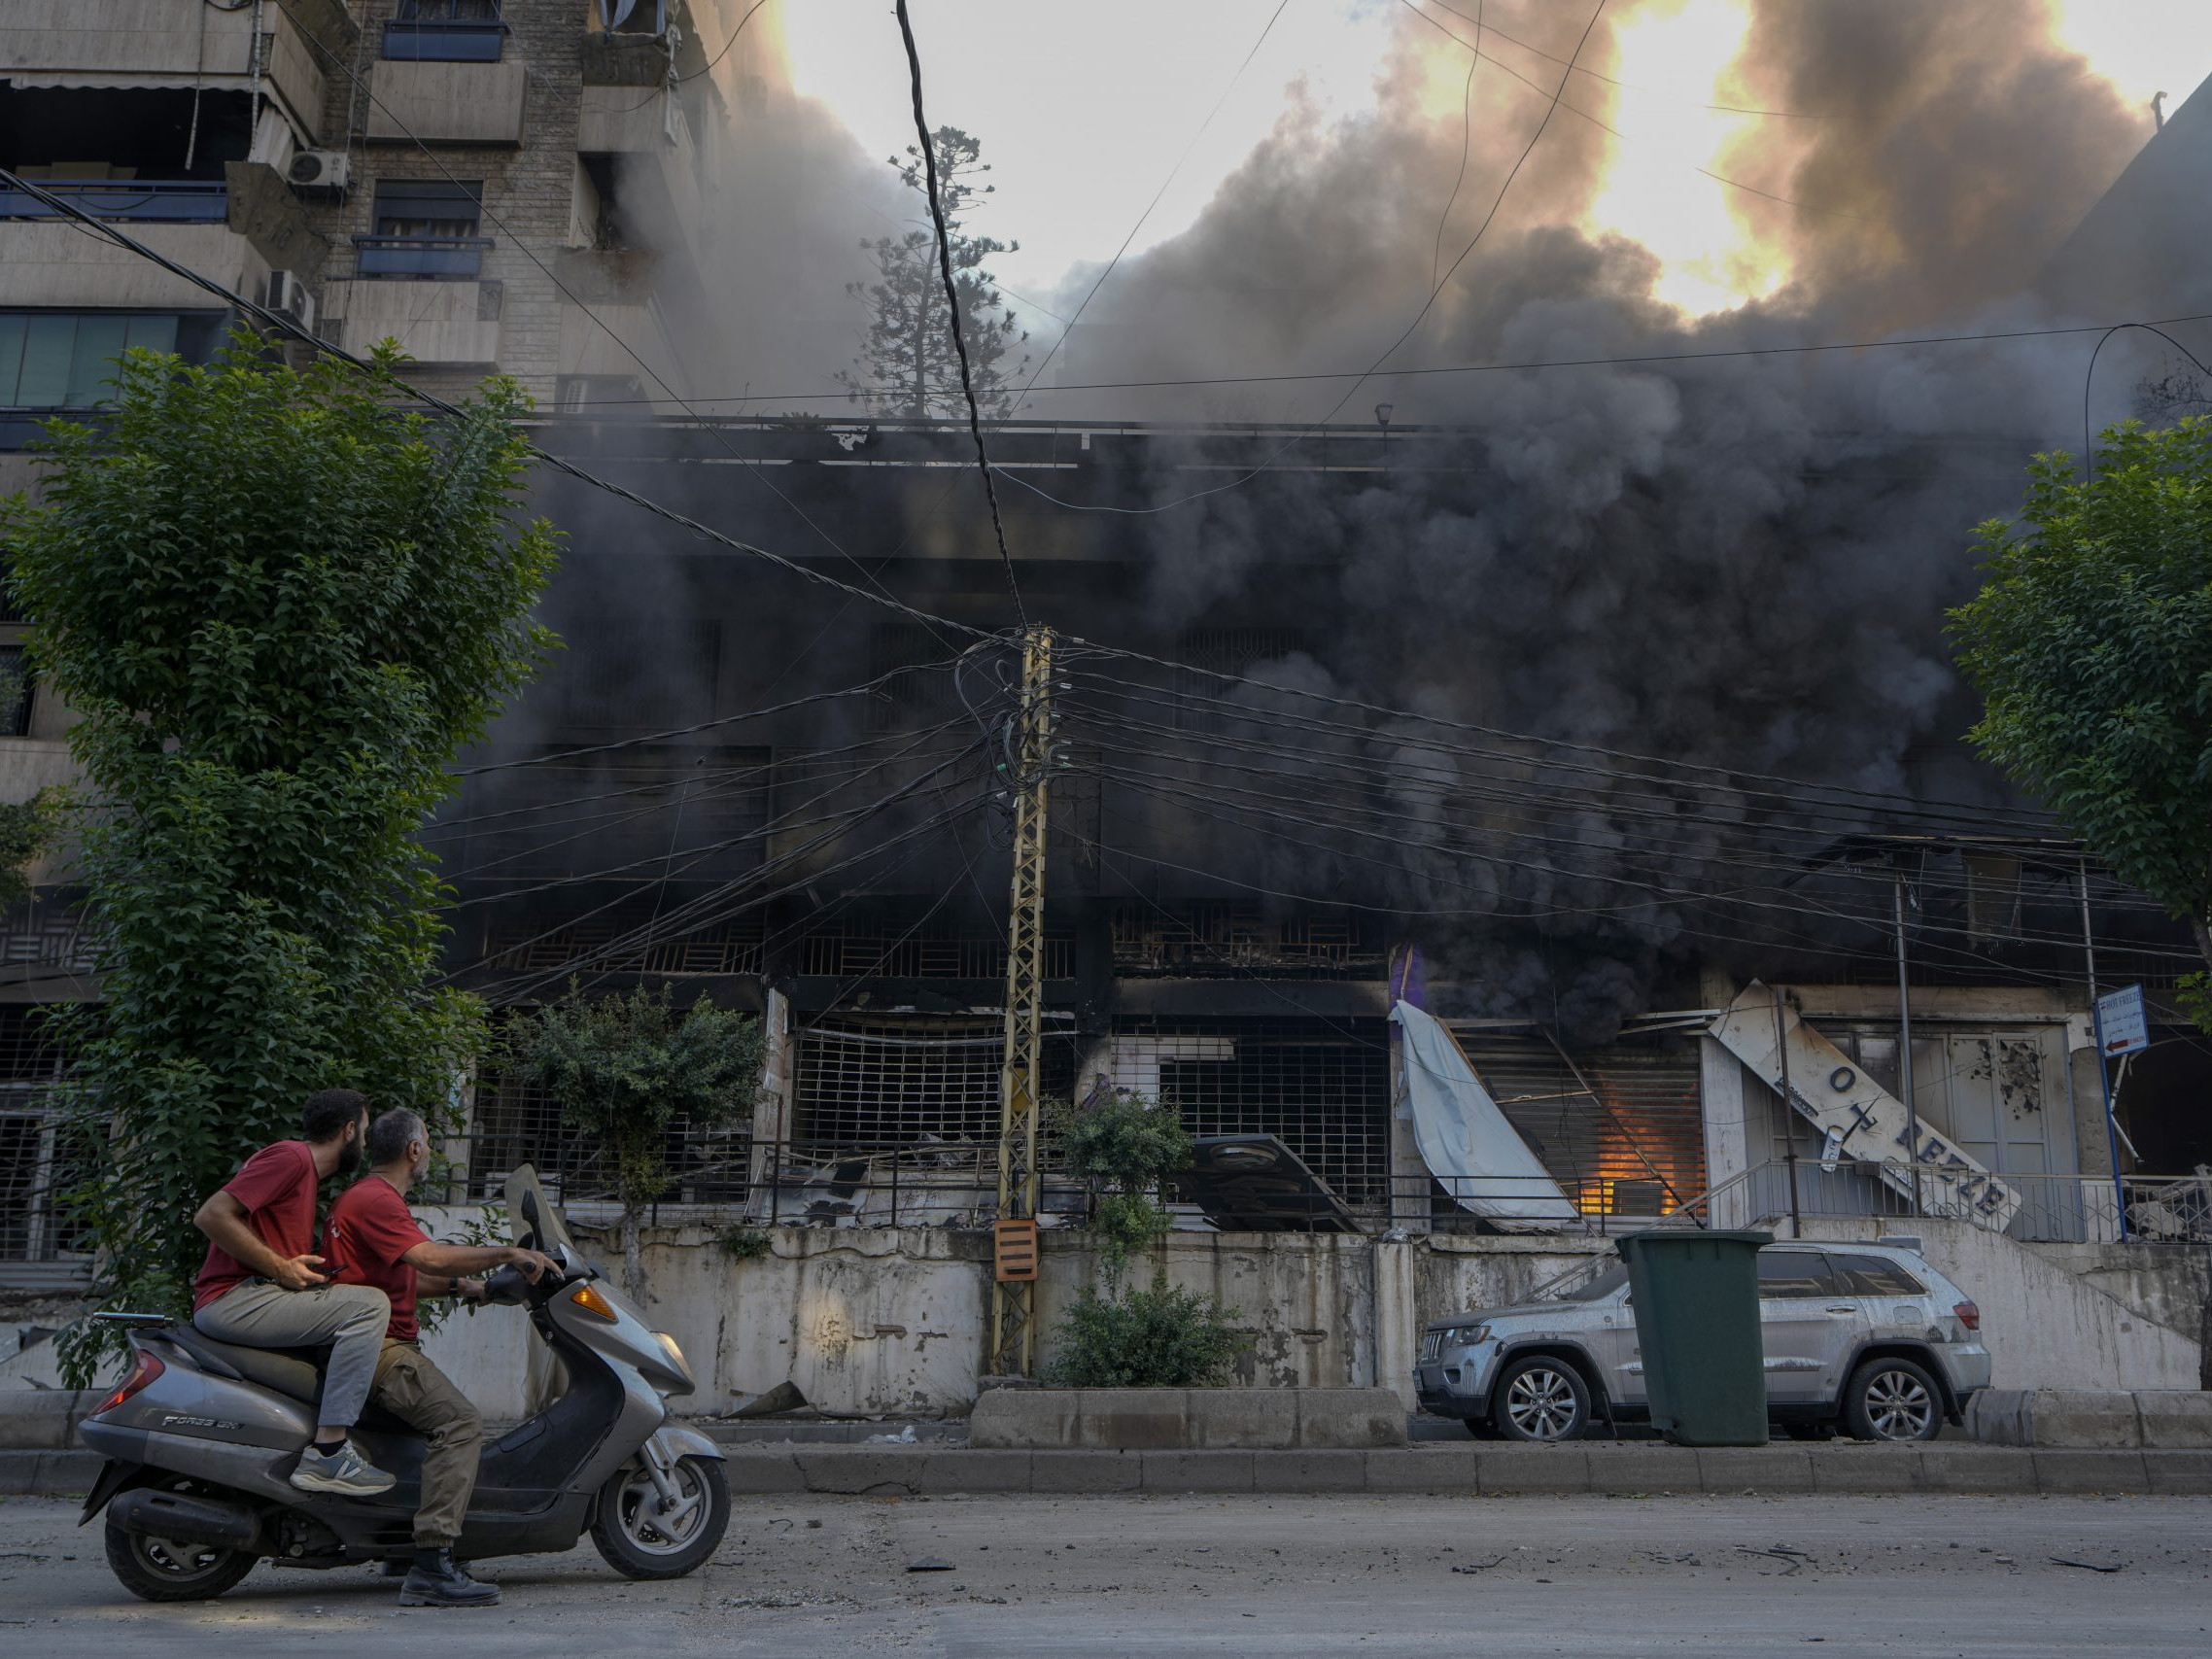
[{"xmin": 4, "ymin": 1490, "xmax": 2209, "ymax": 1657}]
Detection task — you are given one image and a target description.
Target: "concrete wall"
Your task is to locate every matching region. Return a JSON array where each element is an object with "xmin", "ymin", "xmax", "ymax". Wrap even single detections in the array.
[{"xmin": 1798, "ymin": 1217, "xmax": 2202, "ymax": 1391}]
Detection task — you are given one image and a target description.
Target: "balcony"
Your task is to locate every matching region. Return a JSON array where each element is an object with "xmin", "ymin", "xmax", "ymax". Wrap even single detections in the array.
[
  {"xmin": 320, "ymin": 276, "xmax": 502, "ymax": 367},
  {"xmin": 365, "ymin": 58, "xmax": 529, "ymax": 147},
  {"xmin": 0, "ymin": 179, "xmax": 227, "ymax": 225},
  {"xmin": 353, "ymin": 233, "xmax": 494, "ymax": 281},
  {"xmin": 0, "ymin": 0, "xmax": 332, "ymax": 145},
  {"xmin": 0, "ymin": 221, "xmax": 269, "ymax": 317}
]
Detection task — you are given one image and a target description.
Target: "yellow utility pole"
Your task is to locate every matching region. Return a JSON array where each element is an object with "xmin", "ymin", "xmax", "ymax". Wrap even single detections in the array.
[{"xmin": 989, "ymin": 625, "xmax": 1054, "ymax": 1376}]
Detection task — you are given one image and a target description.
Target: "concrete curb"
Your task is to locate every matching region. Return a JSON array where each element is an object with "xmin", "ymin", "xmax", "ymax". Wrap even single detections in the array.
[
  {"xmin": 13, "ymin": 1444, "xmax": 2207, "ymax": 1502},
  {"xmin": 970, "ymin": 1387, "xmax": 1406, "ymax": 1450},
  {"xmin": 707, "ymin": 1442, "xmax": 2212, "ymax": 1498}
]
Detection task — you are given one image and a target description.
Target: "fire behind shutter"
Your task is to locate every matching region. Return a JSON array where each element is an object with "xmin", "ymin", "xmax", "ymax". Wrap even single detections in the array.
[{"xmin": 1444, "ymin": 1030, "xmax": 1707, "ymax": 1220}]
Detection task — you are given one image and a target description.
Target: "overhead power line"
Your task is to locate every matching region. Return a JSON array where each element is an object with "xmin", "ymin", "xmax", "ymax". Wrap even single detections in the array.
[
  {"xmin": 892, "ymin": 0, "xmax": 1027, "ymax": 628},
  {"xmin": 0, "ymin": 171, "xmax": 996, "ymax": 655}
]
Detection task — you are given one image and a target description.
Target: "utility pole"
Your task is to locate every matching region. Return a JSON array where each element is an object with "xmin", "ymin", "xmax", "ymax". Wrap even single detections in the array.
[
  {"xmin": 1892, "ymin": 867, "xmax": 1922, "ymax": 1218},
  {"xmin": 989, "ymin": 625, "xmax": 1054, "ymax": 1376}
]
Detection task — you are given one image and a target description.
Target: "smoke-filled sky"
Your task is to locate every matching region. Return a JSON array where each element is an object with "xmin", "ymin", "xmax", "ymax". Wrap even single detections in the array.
[{"xmin": 783, "ymin": 0, "xmax": 2211, "ymax": 331}]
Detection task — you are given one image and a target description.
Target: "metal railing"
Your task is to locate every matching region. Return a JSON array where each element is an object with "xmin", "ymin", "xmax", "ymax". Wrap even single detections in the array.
[
  {"xmin": 1687, "ymin": 1158, "xmax": 2212, "ymax": 1245},
  {"xmin": 352, "ymin": 234, "xmax": 494, "ymax": 280},
  {"xmin": 0, "ymin": 181, "xmax": 228, "ymax": 224},
  {"xmin": 383, "ymin": 19, "xmax": 508, "ymax": 61}
]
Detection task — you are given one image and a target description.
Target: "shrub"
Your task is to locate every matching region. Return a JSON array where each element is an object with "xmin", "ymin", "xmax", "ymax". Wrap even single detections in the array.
[{"xmin": 1044, "ymin": 1281, "xmax": 1250, "ymax": 1388}]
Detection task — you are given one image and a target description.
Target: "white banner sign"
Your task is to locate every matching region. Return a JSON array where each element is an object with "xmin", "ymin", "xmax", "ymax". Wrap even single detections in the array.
[{"xmin": 1708, "ymin": 982, "xmax": 2021, "ymax": 1229}]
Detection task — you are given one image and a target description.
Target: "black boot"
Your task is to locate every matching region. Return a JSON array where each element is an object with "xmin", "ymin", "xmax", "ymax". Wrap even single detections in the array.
[{"xmin": 397, "ymin": 1546, "xmax": 501, "ymax": 1608}]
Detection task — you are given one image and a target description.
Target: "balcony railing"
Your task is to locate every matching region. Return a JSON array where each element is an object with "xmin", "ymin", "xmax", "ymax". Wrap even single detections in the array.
[
  {"xmin": 383, "ymin": 20, "xmax": 508, "ymax": 62},
  {"xmin": 0, "ymin": 181, "xmax": 228, "ymax": 224},
  {"xmin": 353, "ymin": 233, "xmax": 493, "ymax": 280}
]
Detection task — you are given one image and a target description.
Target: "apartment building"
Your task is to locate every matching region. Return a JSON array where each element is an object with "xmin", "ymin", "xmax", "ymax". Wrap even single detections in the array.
[{"xmin": 0, "ymin": 0, "xmax": 778, "ymax": 1279}]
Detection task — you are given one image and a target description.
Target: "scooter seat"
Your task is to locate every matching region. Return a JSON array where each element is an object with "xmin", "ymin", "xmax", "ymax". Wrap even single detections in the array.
[{"xmin": 167, "ymin": 1327, "xmax": 329, "ymax": 1406}]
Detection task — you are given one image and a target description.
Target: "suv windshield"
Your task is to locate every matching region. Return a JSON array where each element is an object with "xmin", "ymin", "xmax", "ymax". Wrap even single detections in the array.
[{"xmin": 1559, "ymin": 1264, "xmax": 1630, "ymax": 1301}]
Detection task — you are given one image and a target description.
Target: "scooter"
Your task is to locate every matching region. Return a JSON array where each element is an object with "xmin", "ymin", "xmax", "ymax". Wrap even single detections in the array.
[{"xmin": 75, "ymin": 1165, "xmax": 730, "ymax": 1602}]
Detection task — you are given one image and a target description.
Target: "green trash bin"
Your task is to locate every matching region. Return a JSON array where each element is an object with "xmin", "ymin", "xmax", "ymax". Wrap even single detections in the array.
[{"xmin": 1615, "ymin": 1229, "xmax": 1773, "ymax": 1446}]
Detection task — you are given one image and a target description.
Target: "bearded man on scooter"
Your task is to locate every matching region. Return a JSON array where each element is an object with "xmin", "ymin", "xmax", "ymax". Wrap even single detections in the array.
[
  {"xmin": 322, "ymin": 1107, "xmax": 557, "ymax": 1607},
  {"xmin": 190, "ymin": 1089, "xmax": 397, "ymax": 1499}
]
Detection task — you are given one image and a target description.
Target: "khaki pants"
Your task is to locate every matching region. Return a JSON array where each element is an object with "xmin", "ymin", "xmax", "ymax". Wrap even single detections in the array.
[{"xmin": 373, "ymin": 1342, "xmax": 483, "ymax": 1547}]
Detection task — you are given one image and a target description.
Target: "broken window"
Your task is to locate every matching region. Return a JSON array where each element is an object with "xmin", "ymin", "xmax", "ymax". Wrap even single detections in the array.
[
  {"xmin": 1110, "ymin": 1017, "xmax": 1391, "ymax": 1207},
  {"xmin": 1449, "ymin": 1032, "xmax": 1708, "ymax": 1221},
  {"xmin": 1110, "ymin": 901, "xmax": 1379, "ymax": 979},
  {"xmin": 794, "ymin": 903, "xmax": 1072, "ymax": 981},
  {"xmin": 0, "ymin": 644, "xmax": 31, "ymax": 737}
]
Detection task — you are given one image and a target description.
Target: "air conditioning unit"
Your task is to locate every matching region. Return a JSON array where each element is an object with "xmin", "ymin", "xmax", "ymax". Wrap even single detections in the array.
[
  {"xmin": 264, "ymin": 270, "xmax": 316, "ymax": 333},
  {"xmin": 286, "ymin": 149, "xmax": 350, "ymax": 192}
]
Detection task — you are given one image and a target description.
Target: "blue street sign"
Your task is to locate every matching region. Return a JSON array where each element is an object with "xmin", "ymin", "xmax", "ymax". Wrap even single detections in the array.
[{"xmin": 2094, "ymin": 985, "xmax": 2149, "ymax": 1058}]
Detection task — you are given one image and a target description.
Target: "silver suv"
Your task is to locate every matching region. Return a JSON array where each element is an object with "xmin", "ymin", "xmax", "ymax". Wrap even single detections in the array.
[{"xmin": 1415, "ymin": 1239, "xmax": 1988, "ymax": 1443}]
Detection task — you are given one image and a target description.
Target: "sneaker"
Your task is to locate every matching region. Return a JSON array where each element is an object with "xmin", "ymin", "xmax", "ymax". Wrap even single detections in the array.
[
  {"xmin": 397, "ymin": 1548, "xmax": 501, "ymax": 1608},
  {"xmin": 290, "ymin": 1440, "xmax": 397, "ymax": 1497}
]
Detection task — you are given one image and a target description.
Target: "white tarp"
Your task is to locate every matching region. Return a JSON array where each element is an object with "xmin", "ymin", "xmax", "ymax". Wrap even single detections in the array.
[{"xmin": 1392, "ymin": 1000, "xmax": 1578, "ymax": 1227}]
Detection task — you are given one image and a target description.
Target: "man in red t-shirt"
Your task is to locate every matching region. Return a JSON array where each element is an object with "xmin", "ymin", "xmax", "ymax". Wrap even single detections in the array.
[
  {"xmin": 191, "ymin": 1088, "xmax": 397, "ymax": 1499},
  {"xmin": 323, "ymin": 1107, "xmax": 554, "ymax": 1609}
]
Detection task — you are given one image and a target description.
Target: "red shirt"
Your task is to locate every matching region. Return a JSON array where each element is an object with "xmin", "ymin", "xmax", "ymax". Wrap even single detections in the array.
[
  {"xmin": 323, "ymin": 1176, "xmax": 431, "ymax": 1342},
  {"xmin": 192, "ymin": 1140, "xmax": 320, "ymax": 1312}
]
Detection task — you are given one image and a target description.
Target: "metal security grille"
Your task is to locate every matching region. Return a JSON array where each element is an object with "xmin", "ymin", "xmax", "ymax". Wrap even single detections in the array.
[
  {"xmin": 1450, "ymin": 1030, "xmax": 1707, "ymax": 1218},
  {"xmin": 1110, "ymin": 901, "xmax": 1379, "ymax": 979},
  {"xmin": 1112, "ymin": 1017, "xmax": 1391, "ymax": 1205},
  {"xmin": 791, "ymin": 1017, "xmax": 1078, "ymax": 1157},
  {"xmin": 795, "ymin": 905, "xmax": 1073, "ymax": 980},
  {"xmin": 0, "ymin": 895, "xmax": 97, "ymax": 974},
  {"xmin": 867, "ymin": 623, "xmax": 963, "ymax": 731},
  {"xmin": 482, "ymin": 903, "xmax": 766, "ymax": 978},
  {"xmin": 0, "ymin": 1005, "xmax": 83, "ymax": 1267},
  {"xmin": 1171, "ymin": 629, "xmax": 1308, "ymax": 732},
  {"xmin": 466, "ymin": 1013, "xmax": 752, "ymax": 1205}
]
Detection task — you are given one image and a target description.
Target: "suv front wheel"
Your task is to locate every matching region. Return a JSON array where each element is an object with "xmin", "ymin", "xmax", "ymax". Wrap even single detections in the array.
[
  {"xmin": 1843, "ymin": 1356, "xmax": 1943, "ymax": 1442},
  {"xmin": 1491, "ymin": 1355, "xmax": 1591, "ymax": 1442}
]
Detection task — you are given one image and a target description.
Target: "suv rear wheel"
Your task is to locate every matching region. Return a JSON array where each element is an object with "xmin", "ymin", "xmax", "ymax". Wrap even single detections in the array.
[
  {"xmin": 1843, "ymin": 1356, "xmax": 1943, "ymax": 1442},
  {"xmin": 1491, "ymin": 1355, "xmax": 1591, "ymax": 1442}
]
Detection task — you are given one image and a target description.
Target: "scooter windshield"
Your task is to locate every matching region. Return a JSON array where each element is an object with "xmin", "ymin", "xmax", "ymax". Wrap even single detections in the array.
[{"xmin": 504, "ymin": 1163, "xmax": 580, "ymax": 1258}]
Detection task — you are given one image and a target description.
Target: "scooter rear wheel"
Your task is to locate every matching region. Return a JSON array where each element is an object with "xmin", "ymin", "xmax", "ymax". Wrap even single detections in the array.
[
  {"xmin": 104, "ymin": 1515, "xmax": 257, "ymax": 1603},
  {"xmin": 590, "ymin": 1455, "xmax": 730, "ymax": 1580}
]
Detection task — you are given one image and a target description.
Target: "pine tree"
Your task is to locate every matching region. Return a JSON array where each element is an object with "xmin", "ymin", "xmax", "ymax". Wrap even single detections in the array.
[{"xmin": 841, "ymin": 126, "xmax": 1029, "ymax": 419}]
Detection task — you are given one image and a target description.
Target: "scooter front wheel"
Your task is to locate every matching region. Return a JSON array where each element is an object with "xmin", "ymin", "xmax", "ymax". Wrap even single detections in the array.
[{"xmin": 589, "ymin": 1454, "xmax": 730, "ymax": 1580}]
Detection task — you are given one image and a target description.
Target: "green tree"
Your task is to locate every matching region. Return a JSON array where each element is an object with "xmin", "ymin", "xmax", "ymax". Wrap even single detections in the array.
[
  {"xmin": 839, "ymin": 125, "xmax": 1030, "ymax": 419},
  {"xmin": 3, "ymin": 334, "xmax": 557, "ymax": 1382},
  {"xmin": 0, "ymin": 784, "xmax": 58, "ymax": 912},
  {"xmin": 507, "ymin": 982, "xmax": 766, "ymax": 1298},
  {"xmin": 1043, "ymin": 1089, "xmax": 1249, "ymax": 1388},
  {"xmin": 1953, "ymin": 419, "xmax": 2212, "ymax": 998}
]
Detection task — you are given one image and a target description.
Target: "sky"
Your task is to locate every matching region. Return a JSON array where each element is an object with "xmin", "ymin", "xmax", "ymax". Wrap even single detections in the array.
[{"xmin": 777, "ymin": 0, "xmax": 2212, "ymax": 324}]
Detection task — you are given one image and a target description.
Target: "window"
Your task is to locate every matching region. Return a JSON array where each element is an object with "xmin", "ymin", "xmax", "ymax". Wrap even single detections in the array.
[
  {"xmin": 0, "ymin": 312, "xmax": 180, "ymax": 409},
  {"xmin": 356, "ymin": 180, "xmax": 490, "ymax": 279},
  {"xmin": 0, "ymin": 645, "xmax": 32, "ymax": 738},
  {"xmin": 1829, "ymin": 1253, "xmax": 1927, "ymax": 1296},
  {"xmin": 385, "ymin": 1, "xmax": 507, "ymax": 62},
  {"xmin": 1756, "ymin": 1250, "xmax": 1838, "ymax": 1298}
]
